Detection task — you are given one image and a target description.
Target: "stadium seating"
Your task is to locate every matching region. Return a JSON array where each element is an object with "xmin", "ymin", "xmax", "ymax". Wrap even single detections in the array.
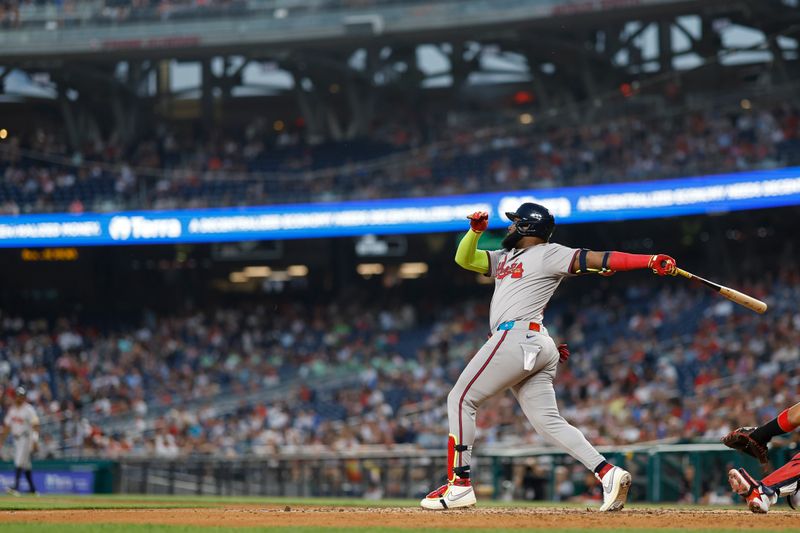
[
  {"xmin": 2, "ymin": 269, "xmax": 796, "ymax": 459},
  {"xmin": 2, "ymin": 104, "xmax": 800, "ymax": 214}
]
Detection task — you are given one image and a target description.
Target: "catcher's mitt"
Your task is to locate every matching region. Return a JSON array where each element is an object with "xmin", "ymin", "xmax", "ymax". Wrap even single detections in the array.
[{"xmin": 722, "ymin": 427, "xmax": 769, "ymax": 464}]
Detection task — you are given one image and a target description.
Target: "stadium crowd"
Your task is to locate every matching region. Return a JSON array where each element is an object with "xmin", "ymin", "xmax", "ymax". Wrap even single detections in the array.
[
  {"xmin": 2, "ymin": 102, "xmax": 800, "ymax": 215},
  {"xmin": 2, "ymin": 268, "xmax": 798, "ymax": 460}
]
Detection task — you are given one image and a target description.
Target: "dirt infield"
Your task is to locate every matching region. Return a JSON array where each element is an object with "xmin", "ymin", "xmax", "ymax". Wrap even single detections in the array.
[{"xmin": 1, "ymin": 505, "xmax": 799, "ymax": 529}]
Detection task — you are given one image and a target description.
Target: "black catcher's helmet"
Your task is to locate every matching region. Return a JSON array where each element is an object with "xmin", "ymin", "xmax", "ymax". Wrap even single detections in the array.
[{"xmin": 505, "ymin": 203, "xmax": 556, "ymax": 241}]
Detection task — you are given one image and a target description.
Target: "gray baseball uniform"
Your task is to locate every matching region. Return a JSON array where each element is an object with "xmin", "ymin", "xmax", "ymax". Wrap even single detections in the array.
[
  {"xmin": 4, "ymin": 403, "xmax": 38, "ymax": 470},
  {"xmin": 447, "ymin": 242, "xmax": 606, "ymax": 472}
]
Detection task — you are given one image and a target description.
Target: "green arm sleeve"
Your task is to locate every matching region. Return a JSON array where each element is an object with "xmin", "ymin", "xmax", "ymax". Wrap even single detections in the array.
[{"xmin": 455, "ymin": 230, "xmax": 490, "ymax": 274}]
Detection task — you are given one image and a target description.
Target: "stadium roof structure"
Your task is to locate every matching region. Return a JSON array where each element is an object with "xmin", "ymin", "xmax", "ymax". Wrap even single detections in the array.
[
  {"xmin": 0, "ymin": 0, "xmax": 739, "ymax": 61},
  {"xmin": 1, "ymin": 0, "xmax": 799, "ymax": 149}
]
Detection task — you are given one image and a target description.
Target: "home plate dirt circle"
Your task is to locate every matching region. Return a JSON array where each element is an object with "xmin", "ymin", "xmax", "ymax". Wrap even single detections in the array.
[{"xmin": 0, "ymin": 505, "xmax": 798, "ymax": 529}]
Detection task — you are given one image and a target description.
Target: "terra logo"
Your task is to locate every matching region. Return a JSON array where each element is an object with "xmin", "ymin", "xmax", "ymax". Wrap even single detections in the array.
[
  {"xmin": 108, "ymin": 216, "xmax": 182, "ymax": 240},
  {"xmin": 108, "ymin": 216, "xmax": 132, "ymax": 240}
]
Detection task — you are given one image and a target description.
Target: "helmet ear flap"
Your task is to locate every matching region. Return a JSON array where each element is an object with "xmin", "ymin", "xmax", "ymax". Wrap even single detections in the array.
[{"xmin": 515, "ymin": 221, "xmax": 533, "ymax": 235}]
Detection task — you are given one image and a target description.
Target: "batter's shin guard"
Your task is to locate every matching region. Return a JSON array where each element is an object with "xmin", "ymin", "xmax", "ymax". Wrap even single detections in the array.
[
  {"xmin": 447, "ymin": 434, "xmax": 457, "ymax": 482},
  {"xmin": 763, "ymin": 453, "xmax": 800, "ymax": 497},
  {"xmin": 447, "ymin": 434, "xmax": 471, "ymax": 482}
]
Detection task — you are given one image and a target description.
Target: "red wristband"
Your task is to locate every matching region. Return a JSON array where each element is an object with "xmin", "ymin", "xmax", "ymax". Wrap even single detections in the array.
[{"xmin": 607, "ymin": 252, "xmax": 652, "ymax": 272}]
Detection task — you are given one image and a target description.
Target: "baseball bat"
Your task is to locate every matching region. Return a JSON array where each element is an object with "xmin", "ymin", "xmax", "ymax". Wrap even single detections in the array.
[{"xmin": 673, "ymin": 267, "xmax": 767, "ymax": 314}]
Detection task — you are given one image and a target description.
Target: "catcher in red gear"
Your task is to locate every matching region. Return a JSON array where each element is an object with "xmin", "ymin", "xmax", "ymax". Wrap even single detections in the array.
[
  {"xmin": 724, "ymin": 401, "xmax": 800, "ymax": 513},
  {"xmin": 723, "ymin": 402, "xmax": 800, "ymax": 464}
]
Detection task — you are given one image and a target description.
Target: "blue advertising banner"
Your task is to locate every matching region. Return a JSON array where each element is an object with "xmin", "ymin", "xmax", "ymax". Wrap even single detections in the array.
[
  {"xmin": 0, "ymin": 470, "xmax": 94, "ymax": 494},
  {"xmin": 0, "ymin": 167, "xmax": 799, "ymax": 247}
]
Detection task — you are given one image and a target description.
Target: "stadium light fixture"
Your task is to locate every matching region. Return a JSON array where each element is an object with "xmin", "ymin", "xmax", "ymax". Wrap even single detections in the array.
[
  {"xmin": 268, "ymin": 271, "xmax": 290, "ymax": 282},
  {"xmin": 287, "ymin": 265, "xmax": 309, "ymax": 277},
  {"xmin": 243, "ymin": 266, "xmax": 271, "ymax": 277},
  {"xmin": 229, "ymin": 272, "xmax": 248, "ymax": 283},
  {"xmin": 0, "ymin": 128, "xmax": 7, "ymax": 140},
  {"xmin": 399, "ymin": 262, "xmax": 428, "ymax": 279},
  {"xmin": 356, "ymin": 263, "xmax": 384, "ymax": 277},
  {"xmin": 519, "ymin": 113, "xmax": 534, "ymax": 125}
]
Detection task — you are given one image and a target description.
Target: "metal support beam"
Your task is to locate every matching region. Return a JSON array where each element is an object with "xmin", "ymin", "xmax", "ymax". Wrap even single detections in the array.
[
  {"xmin": 672, "ymin": 19, "xmax": 698, "ymax": 49},
  {"xmin": 292, "ymin": 70, "xmax": 326, "ymax": 143},
  {"xmin": 344, "ymin": 76, "xmax": 374, "ymax": 139},
  {"xmin": 201, "ymin": 58, "xmax": 214, "ymax": 130},
  {"xmin": 56, "ymin": 83, "xmax": 79, "ymax": 152},
  {"xmin": 0, "ymin": 67, "xmax": 11, "ymax": 90},
  {"xmin": 767, "ymin": 35, "xmax": 790, "ymax": 82},
  {"xmin": 659, "ymin": 20, "xmax": 673, "ymax": 73},
  {"xmin": 608, "ymin": 21, "xmax": 650, "ymax": 61},
  {"xmin": 579, "ymin": 33, "xmax": 599, "ymax": 105}
]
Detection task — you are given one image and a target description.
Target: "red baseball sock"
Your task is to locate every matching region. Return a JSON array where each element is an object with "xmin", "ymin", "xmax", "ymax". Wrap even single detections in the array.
[
  {"xmin": 778, "ymin": 409, "xmax": 799, "ymax": 432},
  {"xmin": 751, "ymin": 408, "xmax": 799, "ymax": 445},
  {"xmin": 595, "ymin": 461, "xmax": 614, "ymax": 479}
]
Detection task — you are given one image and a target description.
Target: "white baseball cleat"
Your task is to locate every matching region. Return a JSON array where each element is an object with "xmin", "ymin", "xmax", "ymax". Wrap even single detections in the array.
[
  {"xmin": 596, "ymin": 466, "xmax": 632, "ymax": 512},
  {"xmin": 420, "ymin": 478, "xmax": 476, "ymax": 510},
  {"xmin": 728, "ymin": 468, "xmax": 776, "ymax": 514},
  {"xmin": 5, "ymin": 488, "xmax": 20, "ymax": 497}
]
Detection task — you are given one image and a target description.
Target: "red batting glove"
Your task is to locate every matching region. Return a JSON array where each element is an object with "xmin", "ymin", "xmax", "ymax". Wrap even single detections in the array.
[
  {"xmin": 467, "ymin": 211, "xmax": 489, "ymax": 233},
  {"xmin": 557, "ymin": 343, "xmax": 570, "ymax": 364},
  {"xmin": 648, "ymin": 254, "xmax": 677, "ymax": 276}
]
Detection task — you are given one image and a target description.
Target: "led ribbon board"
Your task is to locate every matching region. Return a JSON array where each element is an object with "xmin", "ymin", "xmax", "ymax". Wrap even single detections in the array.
[{"xmin": 1, "ymin": 167, "xmax": 799, "ymax": 247}]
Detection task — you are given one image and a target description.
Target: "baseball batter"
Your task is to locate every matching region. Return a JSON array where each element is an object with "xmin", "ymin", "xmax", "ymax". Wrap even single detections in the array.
[
  {"xmin": 0, "ymin": 387, "xmax": 40, "ymax": 495},
  {"xmin": 421, "ymin": 203, "xmax": 677, "ymax": 511}
]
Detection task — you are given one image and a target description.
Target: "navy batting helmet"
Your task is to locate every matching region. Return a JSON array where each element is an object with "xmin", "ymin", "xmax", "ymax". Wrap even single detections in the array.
[{"xmin": 505, "ymin": 203, "xmax": 555, "ymax": 241}]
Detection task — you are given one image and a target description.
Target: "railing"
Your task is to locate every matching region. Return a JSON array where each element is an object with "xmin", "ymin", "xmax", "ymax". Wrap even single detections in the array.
[{"xmin": 115, "ymin": 442, "xmax": 795, "ymax": 502}]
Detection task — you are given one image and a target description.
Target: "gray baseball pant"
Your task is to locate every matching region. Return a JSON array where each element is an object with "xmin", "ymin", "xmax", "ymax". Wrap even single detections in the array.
[{"xmin": 447, "ymin": 328, "xmax": 605, "ymax": 472}]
